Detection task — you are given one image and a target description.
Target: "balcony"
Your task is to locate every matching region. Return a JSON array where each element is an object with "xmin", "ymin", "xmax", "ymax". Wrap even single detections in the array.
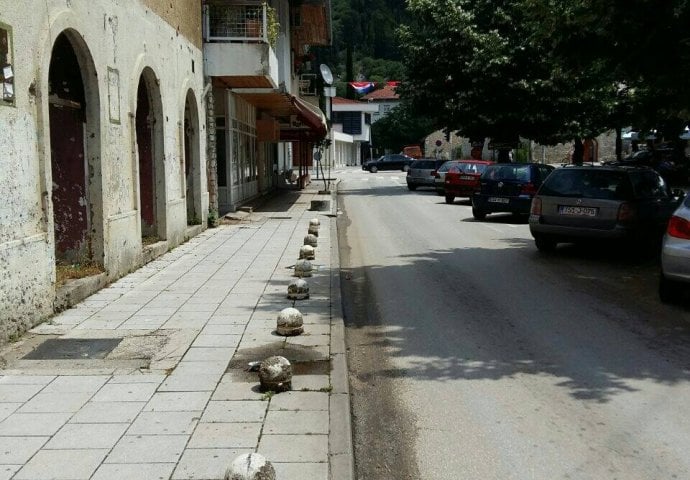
[{"xmin": 203, "ymin": 2, "xmax": 279, "ymax": 89}]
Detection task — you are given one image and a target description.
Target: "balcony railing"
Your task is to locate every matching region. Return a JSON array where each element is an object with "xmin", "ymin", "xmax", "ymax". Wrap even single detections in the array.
[{"xmin": 203, "ymin": 3, "xmax": 268, "ymax": 43}]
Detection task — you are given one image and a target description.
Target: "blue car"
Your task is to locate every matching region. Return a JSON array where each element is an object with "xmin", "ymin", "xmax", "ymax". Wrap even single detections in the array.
[{"xmin": 472, "ymin": 163, "xmax": 555, "ymax": 219}]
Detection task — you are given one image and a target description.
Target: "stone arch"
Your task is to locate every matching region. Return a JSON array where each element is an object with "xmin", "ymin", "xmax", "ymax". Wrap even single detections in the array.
[
  {"xmin": 183, "ymin": 88, "xmax": 202, "ymax": 225},
  {"xmin": 135, "ymin": 67, "xmax": 166, "ymax": 241},
  {"xmin": 47, "ymin": 29, "xmax": 103, "ymax": 266}
]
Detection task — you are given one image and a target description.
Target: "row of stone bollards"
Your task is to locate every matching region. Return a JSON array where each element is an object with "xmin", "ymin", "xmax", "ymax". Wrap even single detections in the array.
[{"xmin": 225, "ymin": 218, "xmax": 321, "ymax": 480}]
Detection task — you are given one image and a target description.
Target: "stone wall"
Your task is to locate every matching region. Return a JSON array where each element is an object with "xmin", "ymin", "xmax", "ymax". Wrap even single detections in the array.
[
  {"xmin": 424, "ymin": 130, "xmax": 624, "ymax": 164},
  {"xmin": 142, "ymin": 0, "xmax": 203, "ymax": 48},
  {"xmin": 0, "ymin": 0, "xmax": 206, "ymax": 343}
]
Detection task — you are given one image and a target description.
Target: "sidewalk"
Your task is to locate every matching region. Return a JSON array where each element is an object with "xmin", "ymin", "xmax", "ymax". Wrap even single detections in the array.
[{"xmin": 0, "ymin": 181, "xmax": 352, "ymax": 480}]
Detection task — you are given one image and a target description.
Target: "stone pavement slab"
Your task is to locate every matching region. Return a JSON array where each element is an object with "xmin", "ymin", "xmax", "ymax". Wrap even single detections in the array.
[{"xmin": 0, "ymin": 183, "xmax": 353, "ymax": 480}]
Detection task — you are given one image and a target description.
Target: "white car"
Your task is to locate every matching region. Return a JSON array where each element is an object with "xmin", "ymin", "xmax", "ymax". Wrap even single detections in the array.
[{"xmin": 660, "ymin": 193, "xmax": 690, "ymax": 302}]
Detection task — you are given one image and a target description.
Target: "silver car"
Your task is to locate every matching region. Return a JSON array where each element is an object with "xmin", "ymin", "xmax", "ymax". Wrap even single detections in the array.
[
  {"xmin": 660, "ymin": 193, "xmax": 690, "ymax": 302},
  {"xmin": 406, "ymin": 159, "xmax": 446, "ymax": 191},
  {"xmin": 529, "ymin": 166, "xmax": 681, "ymax": 251}
]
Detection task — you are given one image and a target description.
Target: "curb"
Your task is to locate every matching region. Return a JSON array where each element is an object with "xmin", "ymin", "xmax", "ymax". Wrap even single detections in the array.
[{"xmin": 328, "ymin": 179, "xmax": 354, "ymax": 480}]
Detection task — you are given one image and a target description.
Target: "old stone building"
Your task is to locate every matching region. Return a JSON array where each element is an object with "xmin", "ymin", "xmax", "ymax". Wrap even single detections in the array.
[{"xmin": 0, "ymin": 1, "xmax": 207, "ymax": 341}]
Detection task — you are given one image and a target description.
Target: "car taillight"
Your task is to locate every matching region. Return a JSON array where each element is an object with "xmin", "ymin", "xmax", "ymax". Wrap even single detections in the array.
[
  {"xmin": 617, "ymin": 202, "xmax": 636, "ymax": 223},
  {"xmin": 530, "ymin": 198, "xmax": 542, "ymax": 215},
  {"xmin": 667, "ymin": 215, "xmax": 690, "ymax": 239},
  {"xmin": 432, "ymin": 171, "xmax": 438, "ymax": 177},
  {"xmin": 520, "ymin": 183, "xmax": 537, "ymax": 196}
]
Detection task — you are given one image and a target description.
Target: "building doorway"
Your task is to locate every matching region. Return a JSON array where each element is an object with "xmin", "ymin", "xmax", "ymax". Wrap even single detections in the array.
[
  {"xmin": 48, "ymin": 32, "xmax": 103, "ymax": 267},
  {"xmin": 135, "ymin": 70, "xmax": 165, "ymax": 241},
  {"xmin": 184, "ymin": 90, "xmax": 201, "ymax": 225}
]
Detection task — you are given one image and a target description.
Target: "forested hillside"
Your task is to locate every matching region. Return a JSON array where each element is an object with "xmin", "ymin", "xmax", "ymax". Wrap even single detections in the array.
[{"xmin": 316, "ymin": 0, "xmax": 409, "ymax": 91}]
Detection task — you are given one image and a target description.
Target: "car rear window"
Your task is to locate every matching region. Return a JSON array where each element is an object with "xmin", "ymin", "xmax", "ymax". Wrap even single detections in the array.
[
  {"xmin": 628, "ymin": 170, "xmax": 669, "ymax": 199},
  {"xmin": 483, "ymin": 164, "xmax": 531, "ymax": 181},
  {"xmin": 455, "ymin": 163, "xmax": 489, "ymax": 174},
  {"xmin": 539, "ymin": 169, "xmax": 634, "ymax": 200},
  {"xmin": 411, "ymin": 160, "xmax": 437, "ymax": 169},
  {"xmin": 438, "ymin": 162, "xmax": 458, "ymax": 173}
]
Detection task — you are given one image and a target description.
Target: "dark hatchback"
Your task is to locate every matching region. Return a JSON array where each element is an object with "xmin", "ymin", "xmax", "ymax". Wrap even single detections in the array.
[
  {"xmin": 472, "ymin": 163, "xmax": 555, "ymax": 219},
  {"xmin": 529, "ymin": 165, "xmax": 684, "ymax": 251},
  {"xmin": 363, "ymin": 154, "xmax": 414, "ymax": 173}
]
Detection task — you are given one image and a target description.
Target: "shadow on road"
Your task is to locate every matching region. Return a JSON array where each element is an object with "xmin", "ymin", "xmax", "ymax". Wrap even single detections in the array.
[{"xmin": 339, "ymin": 234, "xmax": 690, "ymax": 405}]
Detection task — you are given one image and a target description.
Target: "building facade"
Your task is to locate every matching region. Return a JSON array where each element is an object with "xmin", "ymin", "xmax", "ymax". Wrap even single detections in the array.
[
  {"xmin": 203, "ymin": 0, "xmax": 330, "ymax": 213},
  {"xmin": 0, "ymin": 1, "xmax": 206, "ymax": 341},
  {"xmin": 331, "ymin": 97, "xmax": 377, "ymax": 166},
  {"xmin": 362, "ymin": 84, "xmax": 401, "ymax": 124}
]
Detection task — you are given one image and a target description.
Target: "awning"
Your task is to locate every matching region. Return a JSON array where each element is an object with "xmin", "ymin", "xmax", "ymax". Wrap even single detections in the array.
[
  {"xmin": 233, "ymin": 88, "xmax": 327, "ymax": 142},
  {"xmin": 282, "ymin": 95, "xmax": 327, "ymax": 142}
]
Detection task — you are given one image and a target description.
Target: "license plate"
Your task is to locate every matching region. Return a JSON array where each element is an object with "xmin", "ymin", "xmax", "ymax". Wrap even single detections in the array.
[
  {"xmin": 460, "ymin": 175, "xmax": 475, "ymax": 181},
  {"xmin": 559, "ymin": 205, "xmax": 598, "ymax": 216},
  {"xmin": 488, "ymin": 197, "xmax": 509, "ymax": 204}
]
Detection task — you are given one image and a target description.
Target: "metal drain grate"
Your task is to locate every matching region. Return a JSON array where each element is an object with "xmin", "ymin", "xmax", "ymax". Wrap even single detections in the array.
[
  {"xmin": 268, "ymin": 216, "xmax": 293, "ymax": 220},
  {"xmin": 22, "ymin": 338, "xmax": 123, "ymax": 360}
]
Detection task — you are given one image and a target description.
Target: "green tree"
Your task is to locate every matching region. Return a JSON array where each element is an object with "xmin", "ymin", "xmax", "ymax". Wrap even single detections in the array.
[
  {"xmin": 398, "ymin": 0, "xmax": 618, "ymax": 159},
  {"xmin": 371, "ymin": 102, "xmax": 436, "ymax": 152},
  {"xmin": 527, "ymin": 0, "xmax": 690, "ymax": 137}
]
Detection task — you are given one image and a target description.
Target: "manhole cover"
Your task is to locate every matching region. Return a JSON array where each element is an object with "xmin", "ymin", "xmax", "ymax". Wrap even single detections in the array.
[{"xmin": 22, "ymin": 338, "xmax": 123, "ymax": 360}]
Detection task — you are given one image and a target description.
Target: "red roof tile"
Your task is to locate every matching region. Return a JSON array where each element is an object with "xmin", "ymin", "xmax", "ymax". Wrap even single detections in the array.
[
  {"xmin": 361, "ymin": 84, "xmax": 399, "ymax": 100},
  {"xmin": 332, "ymin": 97, "xmax": 362, "ymax": 105}
]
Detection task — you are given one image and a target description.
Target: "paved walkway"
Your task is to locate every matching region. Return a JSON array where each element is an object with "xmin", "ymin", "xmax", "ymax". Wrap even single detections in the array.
[{"xmin": 0, "ymin": 181, "xmax": 352, "ymax": 480}]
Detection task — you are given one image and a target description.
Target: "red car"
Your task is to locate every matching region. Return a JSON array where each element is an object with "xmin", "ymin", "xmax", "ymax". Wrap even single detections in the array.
[{"xmin": 443, "ymin": 160, "xmax": 494, "ymax": 204}]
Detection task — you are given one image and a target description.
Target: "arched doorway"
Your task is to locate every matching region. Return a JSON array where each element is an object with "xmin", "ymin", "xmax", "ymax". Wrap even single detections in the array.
[
  {"xmin": 184, "ymin": 90, "xmax": 201, "ymax": 225},
  {"xmin": 48, "ymin": 31, "xmax": 103, "ymax": 266},
  {"xmin": 136, "ymin": 69, "xmax": 165, "ymax": 241}
]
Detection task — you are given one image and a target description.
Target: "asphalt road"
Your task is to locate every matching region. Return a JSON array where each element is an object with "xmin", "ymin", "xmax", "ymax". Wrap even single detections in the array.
[{"xmin": 336, "ymin": 167, "xmax": 690, "ymax": 480}]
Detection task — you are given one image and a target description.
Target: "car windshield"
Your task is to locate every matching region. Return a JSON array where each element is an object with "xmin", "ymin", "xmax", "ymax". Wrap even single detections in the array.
[
  {"xmin": 483, "ymin": 164, "xmax": 530, "ymax": 181},
  {"xmin": 539, "ymin": 169, "xmax": 634, "ymax": 200}
]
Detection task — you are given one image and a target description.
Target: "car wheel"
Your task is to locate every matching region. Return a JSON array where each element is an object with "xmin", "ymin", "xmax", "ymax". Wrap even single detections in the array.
[
  {"xmin": 534, "ymin": 234, "xmax": 557, "ymax": 252},
  {"xmin": 659, "ymin": 273, "xmax": 682, "ymax": 303},
  {"xmin": 402, "ymin": 165, "xmax": 410, "ymax": 172},
  {"xmin": 407, "ymin": 184, "xmax": 417, "ymax": 191},
  {"xmin": 445, "ymin": 195, "xmax": 455, "ymax": 204},
  {"xmin": 370, "ymin": 166, "xmax": 378, "ymax": 173},
  {"xmin": 472, "ymin": 207, "xmax": 486, "ymax": 220}
]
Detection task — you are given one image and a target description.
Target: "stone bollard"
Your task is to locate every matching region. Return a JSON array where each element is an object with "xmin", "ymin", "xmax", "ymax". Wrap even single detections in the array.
[
  {"xmin": 304, "ymin": 233, "xmax": 318, "ymax": 248},
  {"xmin": 309, "ymin": 218, "xmax": 320, "ymax": 228},
  {"xmin": 225, "ymin": 453, "xmax": 276, "ymax": 480},
  {"xmin": 294, "ymin": 259, "xmax": 313, "ymax": 277},
  {"xmin": 259, "ymin": 356, "xmax": 292, "ymax": 392},
  {"xmin": 276, "ymin": 307, "xmax": 304, "ymax": 335},
  {"xmin": 287, "ymin": 279, "xmax": 309, "ymax": 301},
  {"xmin": 299, "ymin": 244, "xmax": 315, "ymax": 260},
  {"xmin": 308, "ymin": 224, "xmax": 319, "ymax": 236}
]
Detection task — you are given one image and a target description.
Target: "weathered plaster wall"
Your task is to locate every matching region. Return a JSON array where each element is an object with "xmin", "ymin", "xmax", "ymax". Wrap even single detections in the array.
[
  {"xmin": 0, "ymin": 0, "xmax": 206, "ymax": 342},
  {"xmin": 142, "ymin": 0, "xmax": 202, "ymax": 49}
]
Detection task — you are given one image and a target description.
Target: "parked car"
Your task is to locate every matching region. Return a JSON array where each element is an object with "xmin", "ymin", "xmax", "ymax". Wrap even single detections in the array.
[
  {"xmin": 363, "ymin": 154, "xmax": 414, "ymax": 173},
  {"xmin": 607, "ymin": 148, "xmax": 690, "ymax": 186},
  {"xmin": 528, "ymin": 165, "xmax": 684, "ymax": 251},
  {"xmin": 472, "ymin": 163, "xmax": 554, "ymax": 220},
  {"xmin": 406, "ymin": 159, "xmax": 446, "ymax": 191},
  {"xmin": 433, "ymin": 160, "xmax": 463, "ymax": 195},
  {"xmin": 659, "ymin": 193, "xmax": 690, "ymax": 302},
  {"xmin": 443, "ymin": 160, "xmax": 494, "ymax": 204}
]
